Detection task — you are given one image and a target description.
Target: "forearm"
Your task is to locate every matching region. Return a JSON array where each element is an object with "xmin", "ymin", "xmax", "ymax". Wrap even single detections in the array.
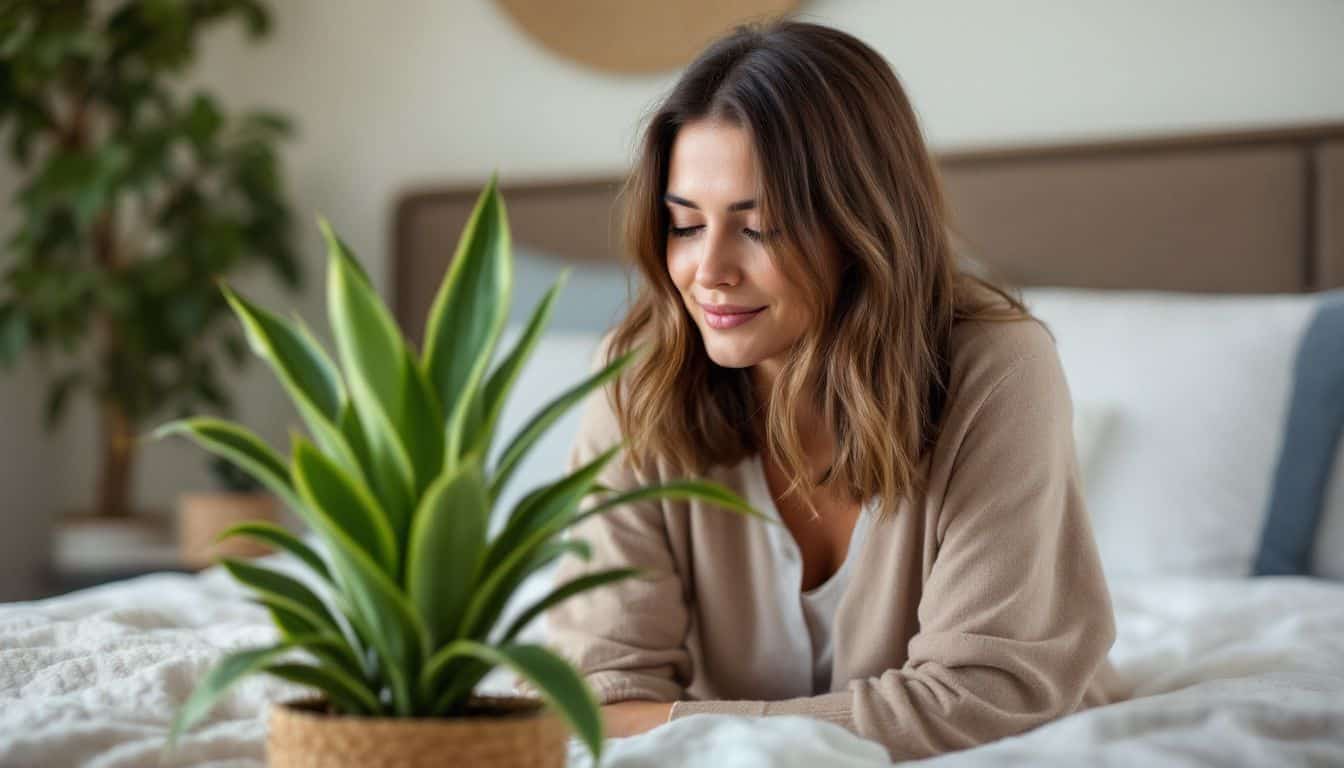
[{"xmin": 601, "ymin": 700, "xmax": 674, "ymax": 737}]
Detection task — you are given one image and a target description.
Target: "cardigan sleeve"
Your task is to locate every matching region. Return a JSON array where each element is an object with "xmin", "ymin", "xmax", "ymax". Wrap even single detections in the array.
[
  {"xmin": 543, "ymin": 383, "xmax": 692, "ymax": 705},
  {"xmin": 669, "ymin": 350, "xmax": 1117, "ymax": 761}
]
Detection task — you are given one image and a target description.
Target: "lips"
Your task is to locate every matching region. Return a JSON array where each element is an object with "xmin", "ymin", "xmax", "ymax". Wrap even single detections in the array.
[
  {"xmin": 699, "ymin": 302, "xmax": 766, "ymax": 330},
  {"xmin": 699, "ymin": 302, "xmax": 763, "ymax": 314}
]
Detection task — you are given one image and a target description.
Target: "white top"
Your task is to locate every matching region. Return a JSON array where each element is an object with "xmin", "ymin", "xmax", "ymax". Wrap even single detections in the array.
[{"xmin": 746, "ymin": 454, "xmax": 875, "ymax": 695}]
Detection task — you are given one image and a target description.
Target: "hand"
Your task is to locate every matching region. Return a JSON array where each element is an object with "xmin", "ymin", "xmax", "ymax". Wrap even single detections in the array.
[{"xmin": 600, "ymin": 700, "xmax": 674, "ymax": 738}]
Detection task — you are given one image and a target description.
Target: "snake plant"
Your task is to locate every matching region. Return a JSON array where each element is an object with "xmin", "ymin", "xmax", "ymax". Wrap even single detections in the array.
[{"xmin": 155, "ymin": 177, "xmax": 762, "ymax": 761}]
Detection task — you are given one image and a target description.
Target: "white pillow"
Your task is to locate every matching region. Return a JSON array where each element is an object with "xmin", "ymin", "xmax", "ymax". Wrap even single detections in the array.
[
  {"xmin": 1022, "ymin": 288, "xmax": 1320, "ymax": 579},
  {"xmin": 1071, "ymin": 400, "xmax": 1115, "ymax": 491}
]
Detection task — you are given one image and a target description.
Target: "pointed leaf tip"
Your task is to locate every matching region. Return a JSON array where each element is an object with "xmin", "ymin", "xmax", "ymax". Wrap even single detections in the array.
[{"xmin": 319, "ymin": 217, "xmax": 372, "ymax": 287}]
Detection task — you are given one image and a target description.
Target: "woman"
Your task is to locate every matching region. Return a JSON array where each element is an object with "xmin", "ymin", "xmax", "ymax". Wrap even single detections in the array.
[{"xmin": 546, "ymin": 19, "xmax": 1120, "ymax": 761}]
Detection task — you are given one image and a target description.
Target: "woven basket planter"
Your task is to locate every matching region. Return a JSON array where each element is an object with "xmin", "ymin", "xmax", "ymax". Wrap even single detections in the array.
[{"xmin": 267, "ymin": 696, "xmax": 569, "ymax": 768}]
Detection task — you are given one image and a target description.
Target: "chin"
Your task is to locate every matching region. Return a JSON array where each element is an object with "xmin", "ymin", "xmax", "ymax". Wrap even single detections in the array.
[{"xmin": 699, "ymin": 333, "xmax": 766, "ymax": 369}]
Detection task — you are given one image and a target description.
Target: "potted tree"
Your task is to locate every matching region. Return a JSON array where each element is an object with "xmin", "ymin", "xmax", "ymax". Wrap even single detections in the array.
[
  {"xmin": 0, "ymin": 1, "xmax": 300, "ymax": 541},
  {"xmin": 155, "ymin": 179, "xmax": 767, "ymax": 766}
]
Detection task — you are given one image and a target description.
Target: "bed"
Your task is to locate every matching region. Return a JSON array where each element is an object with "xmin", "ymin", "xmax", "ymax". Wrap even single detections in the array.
[{"xmin": 3, "ymin": 121, "xmax": 1344, "ymax": 766}]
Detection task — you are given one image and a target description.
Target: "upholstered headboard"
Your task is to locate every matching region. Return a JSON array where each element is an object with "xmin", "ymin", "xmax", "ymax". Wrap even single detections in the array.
[{"xmin": 392, "ymin": 122, "xmax": 1344, "ymax": 342}]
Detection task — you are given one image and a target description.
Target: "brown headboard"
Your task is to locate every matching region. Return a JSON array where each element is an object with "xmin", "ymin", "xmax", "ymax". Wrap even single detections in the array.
[{"xmin": 394, "ymin": 122, "xmax": 1344, "ymax": 337}]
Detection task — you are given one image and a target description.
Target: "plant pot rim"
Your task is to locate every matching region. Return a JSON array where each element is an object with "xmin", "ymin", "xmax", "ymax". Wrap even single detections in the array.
[
  {"xmin": 267, "ymin": 694, "xmax": 569, "ymax": 768},
  {"xmin": 273, "ymin": 694, "xmax": 552, "ymax": 724}
]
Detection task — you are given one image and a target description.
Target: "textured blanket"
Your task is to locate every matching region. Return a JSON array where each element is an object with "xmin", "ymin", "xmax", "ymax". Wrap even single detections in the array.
[{"xmin": 2, "ymin": 564, "xmax": 1342, "ymax": 767}]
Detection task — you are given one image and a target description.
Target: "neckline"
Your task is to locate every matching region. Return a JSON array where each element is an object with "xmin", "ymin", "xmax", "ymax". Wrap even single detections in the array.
[
  {"xmin": 747, "ymin": 453, "xmax": 874, "ymax": 596},
  {"xmin": 801, "ymin": 512, "xmax": 869, "ymax": 599}
]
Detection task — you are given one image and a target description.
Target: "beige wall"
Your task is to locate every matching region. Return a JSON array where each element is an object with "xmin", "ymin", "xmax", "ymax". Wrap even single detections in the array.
[
  {"xmin": 2, "ymin": 0, "xmax": 1343, "ymax": 596},
  {"xmin": 0, "ymin": 342, "xmax": 54, "ymax": 601}
]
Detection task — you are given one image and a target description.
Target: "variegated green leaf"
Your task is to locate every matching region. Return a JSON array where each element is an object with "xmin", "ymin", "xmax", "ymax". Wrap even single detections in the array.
[
  {"xmin": 469, "ymin": 271, "xmax": 567, "ymax": 463},
  {"xmin": 423, "ymin": 175, "xmax": 511, "ymax": 468},
  {"xmin": 217, "ymin": 522, "xmax": 331, "ymax": 582},
  {"xmin": 422, "ymin": 642, "xmax": 603, "ymax": 761},
  {"xmin": 499, "ymin": 567, "xmax": 640, "ymax": 643},
  {"xmin": 222, "ymin": 284, "xmax": 342, "ymax": 418},
  {"xmin": 458, "ymin": 535, "xmax": 592, "ymax": 643},
  {"xmin": 221, "ymin": 286, "xmax": 363, "ymax": 481},
  {"xmin": 247, "ymin": 595, "xmax": 365, "ymax": 683},
  {"xmin": 405, "ymin": 458, "xmax": 488, "ymax": 646},
  {"xmin": 318, "ymin": 215, "xmax": 372, "ymax": 287},
  {"xmin": 263, "ymin": 662, "xmax": 381, "ymax": 716},
  {"xmin": 150, "ymin": 419, "xmax": 304, "ymax": 521},
  {"xmin": 170, "ymin": 637, "xmax": 331, "ymax": 745},
  {"xmin": 291, "ymin": 438, "xmax": 397, "ymax": 580},
  {"xmin": 221, "ymin": 558, "xmax": 341, "ymax": 637},
  {"xmin": 337, "ymin": 400, "xmax": 373, "ymax": 485},
  {"xmin": 399, "ymin": 352, "xmax": 444, "ymax": 500},
  {"xmin": 489, "ymin": 347, "xmax": 637, "ymax": 501},
  {"xmin": 320, "ymin": 538, "xmax": 425, "ymax": 715},
  {"xmin": 286, "ymin": 449, "xmax": 428, "ymax": 716},
  {"xmin": 483, "ymin": 445, "xmax": 619, "ymax": 576},
  {"xmin": 325, "ymin": 228, "xmax": 416, "ymax": 531},
  {"xmin": 569, "ymin": 480, "xmax": 771, "ymax": 529}
]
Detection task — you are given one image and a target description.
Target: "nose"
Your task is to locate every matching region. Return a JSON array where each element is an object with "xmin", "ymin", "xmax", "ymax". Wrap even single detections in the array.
[{"xmin": 693, "ymin": 226, "xmax": 742, "ymax": 289}]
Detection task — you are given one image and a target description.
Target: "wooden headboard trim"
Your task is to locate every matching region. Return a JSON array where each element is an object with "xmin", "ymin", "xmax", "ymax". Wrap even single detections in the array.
[{"xmin": 393, "ymin": 121, "xmax": 1344, "ymax": 330}]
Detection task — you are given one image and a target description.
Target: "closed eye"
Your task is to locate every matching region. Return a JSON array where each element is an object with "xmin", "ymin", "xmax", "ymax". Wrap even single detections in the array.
[
  {"xmin": 668, "ymin": 224, "xmax": 766, "ymax": 242},
  {"xmin": 668, "ymin": 224, "xmax": 703, "ymax": 238}
]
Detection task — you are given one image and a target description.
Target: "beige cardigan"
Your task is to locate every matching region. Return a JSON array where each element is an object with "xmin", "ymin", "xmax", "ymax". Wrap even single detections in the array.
[{"xmin": 546, "ymin": 317, "xmax": 1123, "ymax": 761}]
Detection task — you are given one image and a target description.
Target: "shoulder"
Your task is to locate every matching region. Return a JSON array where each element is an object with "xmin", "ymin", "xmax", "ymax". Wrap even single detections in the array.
[
  {"xmin": 947, "ymin": 315, "xmax": 1064, "ymax": 407},
  {"xmin": 932, "ymin": 315, "xmax": 1075, "ymax": 483},
  {"xmin": 928, "ymin": 316, "xmax": 1085, "ymax": 546}
]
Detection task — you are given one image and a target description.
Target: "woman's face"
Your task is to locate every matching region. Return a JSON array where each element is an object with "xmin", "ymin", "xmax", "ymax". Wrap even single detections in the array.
[{"xmin": 665, "ymin": 119, "xmax": 811, "ymax": 378}]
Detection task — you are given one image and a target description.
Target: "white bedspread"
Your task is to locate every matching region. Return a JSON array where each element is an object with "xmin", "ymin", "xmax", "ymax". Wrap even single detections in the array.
[{"xmin": 2, "ymin": 567, "xmax": 1342, "ymax": 768}]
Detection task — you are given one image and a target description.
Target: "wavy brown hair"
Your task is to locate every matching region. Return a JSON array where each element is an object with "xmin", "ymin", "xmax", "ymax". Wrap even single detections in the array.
[{"xmin": 607, "ymin": 19, "xmax": 1028, "ymax": 516}]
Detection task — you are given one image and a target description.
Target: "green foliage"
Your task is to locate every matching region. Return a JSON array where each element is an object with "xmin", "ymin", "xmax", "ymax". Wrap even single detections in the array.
[
  {"xmin": 0, "ymin": 0, "xmax": 299, "ymax": 436},
  {"xmin": 155, "ymin": 181, "xmax": 770, "ymax": 761}
]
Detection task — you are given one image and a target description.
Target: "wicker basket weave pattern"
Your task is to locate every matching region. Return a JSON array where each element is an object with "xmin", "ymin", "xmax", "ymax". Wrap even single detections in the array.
[{"xmin": 267, "ymin": 697, "xmax": 568, "ymax": 768}]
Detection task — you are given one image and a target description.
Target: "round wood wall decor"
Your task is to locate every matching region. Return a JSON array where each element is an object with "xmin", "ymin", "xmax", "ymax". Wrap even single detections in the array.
[{"xmin": 496, "ymin": 0, "xmax": 800, "ymax": 74}]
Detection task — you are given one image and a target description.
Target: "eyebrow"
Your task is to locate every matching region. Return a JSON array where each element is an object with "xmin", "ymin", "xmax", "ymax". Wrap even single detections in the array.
[{"xmin": 663, "ymin": 193, "xmax": 757, "ymax": 212}]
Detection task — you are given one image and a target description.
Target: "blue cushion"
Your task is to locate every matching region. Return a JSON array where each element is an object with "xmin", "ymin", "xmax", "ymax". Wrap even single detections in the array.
[{"xmin": 1254, "ymin": 292, "xmax": 1344, "ymax": 576}]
